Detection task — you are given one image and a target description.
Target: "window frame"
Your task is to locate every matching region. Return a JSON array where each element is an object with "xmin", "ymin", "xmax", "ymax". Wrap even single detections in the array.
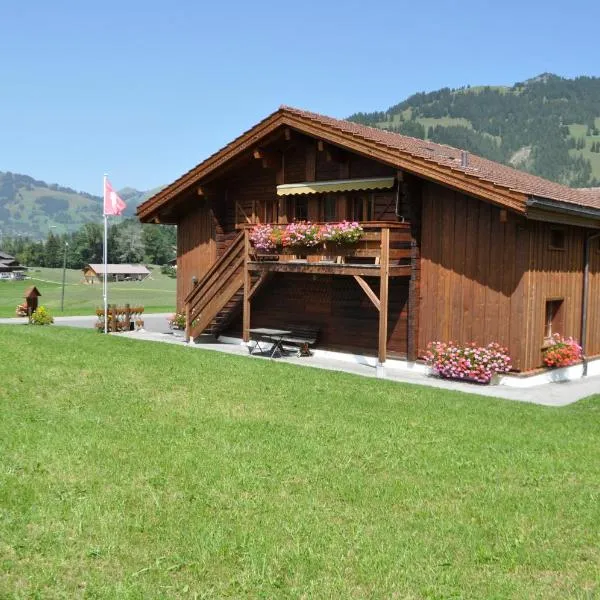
[
  {"xmin": 549, "ymin": 228, "xmax": 566, "ymax": 251},
  {"xmin": 544, "ymin": 298, "xmax": 564, "ymax": 340}
]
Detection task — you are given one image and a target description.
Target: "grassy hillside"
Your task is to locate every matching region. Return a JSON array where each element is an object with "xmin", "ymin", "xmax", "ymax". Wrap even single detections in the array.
[
  {"xmin": 1, "ymin": 326, "xmax": 599, "ymax": 597},
  {"xmin": 349, "ymin": 74, "xmax": 600, "ymax": 188},
  {"xmin": 0, "ymin": 172, "xmax": 161, "ymax": 240}
]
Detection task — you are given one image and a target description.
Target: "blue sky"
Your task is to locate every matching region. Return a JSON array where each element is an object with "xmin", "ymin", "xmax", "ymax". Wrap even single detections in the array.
[{"xmin": 1, "ymin": 0, "xmax": 598, "ymax": 194}]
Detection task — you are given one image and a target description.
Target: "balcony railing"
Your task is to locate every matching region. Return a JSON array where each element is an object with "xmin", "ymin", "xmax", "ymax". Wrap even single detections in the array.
[{"xmin": 242, "ymin": 222, "xmax": 412, "ymax": 278}]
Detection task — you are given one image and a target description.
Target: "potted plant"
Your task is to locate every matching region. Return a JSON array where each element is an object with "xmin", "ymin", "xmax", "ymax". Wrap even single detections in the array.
[
  {"xmin": 542, "ymin": 334, "xmax": 582, "ymax": 368},
  {"xmin": 167, "ymin": 312, "xmax": 186, "ymax": 336}
]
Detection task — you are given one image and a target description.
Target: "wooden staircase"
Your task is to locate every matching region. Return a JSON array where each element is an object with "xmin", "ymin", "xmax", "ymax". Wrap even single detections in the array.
[{"xmin": 184, "ymin": 231, "xmax": 246, "ymax": 340}]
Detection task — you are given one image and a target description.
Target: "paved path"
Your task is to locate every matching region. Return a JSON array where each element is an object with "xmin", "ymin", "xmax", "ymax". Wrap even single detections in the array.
[
  {"xmin": 0, "ymin": 313, "xmax": 172, "ymax": 333},
  {"xmin": 2, "ymin": 317, "xmax": 598, "ymax": 406}
]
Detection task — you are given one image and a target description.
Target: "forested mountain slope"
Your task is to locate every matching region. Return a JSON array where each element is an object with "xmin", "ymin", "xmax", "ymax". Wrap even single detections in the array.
[{"xmin": 348, "ymin": 74, "xmax": 600, "ymax": 188}]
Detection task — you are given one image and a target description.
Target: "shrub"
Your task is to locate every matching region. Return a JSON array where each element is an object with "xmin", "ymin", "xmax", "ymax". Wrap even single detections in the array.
[
  {"xmin": 160, "ymin": 264, "xmax": 177, "ymax": 278},
  {"xmin": 542, "ymin": 334, "xmax": 582, "ymax": 368},
  {"xmin": 425, "ymin": 341, "xmax": 512, "ymax": 384},
  {"xmin": 30, "ymin": 306, "xmax": 54, "ymax": 325}
]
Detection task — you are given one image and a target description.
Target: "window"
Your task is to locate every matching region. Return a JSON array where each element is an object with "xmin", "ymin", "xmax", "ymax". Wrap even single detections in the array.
[
  {"xmin": 549, "ymin": 228, "xmax": 565, "ymax": 250},
  {"xmin": 287, "ymin": 197, "xmax": 308, "ymax": 221},
  {"xmin": 349, "ymin": 194, "xmax": 374, "ymax": 222},
  {"xmin": 322, "ymin": 195, "xmax": 337, "ymax": 222},
  {"xmin": 545, "ymin": 299, "xmax": 564, "ymax": 339}
]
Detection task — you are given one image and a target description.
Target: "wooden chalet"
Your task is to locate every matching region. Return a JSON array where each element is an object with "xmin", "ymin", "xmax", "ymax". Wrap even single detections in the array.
[
  {"xmin": 137, "ymin": 106, "xmax": 600, "ymax": 372},
  {"xmin": 0, "ymin": 251, "xmax": 23, "ymax": 273},
  {"xmin": 83, "ymin": 264, "xmax": 150, "ymax": 283}
]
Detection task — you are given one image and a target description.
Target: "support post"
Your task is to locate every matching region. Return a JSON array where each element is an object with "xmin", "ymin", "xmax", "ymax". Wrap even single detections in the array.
[
  {"xmin": 407, "ymin": 180, "xmax": 422, "ymax": 362},
  {"xmin": 243, "ymin": 228, "xmax": 251, "ymax": 342},
  {"xmin": 185, "ymin": 303, "xmax": 191, "ymax": 343},
  {"xmin": 378, "ymin": 227, "xmax": 390, "ymax": 366}
]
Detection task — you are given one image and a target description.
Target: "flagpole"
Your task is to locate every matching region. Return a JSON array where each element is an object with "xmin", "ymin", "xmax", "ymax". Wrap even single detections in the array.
[{"xmin": 103, "ymin": 174, "xmax": 108, "ymax": 334}]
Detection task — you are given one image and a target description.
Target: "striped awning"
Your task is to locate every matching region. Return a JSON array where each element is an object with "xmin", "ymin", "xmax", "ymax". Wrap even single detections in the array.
[{"xmin": 276, "ymin": 176, "xmax": 395, "ymax": 196}]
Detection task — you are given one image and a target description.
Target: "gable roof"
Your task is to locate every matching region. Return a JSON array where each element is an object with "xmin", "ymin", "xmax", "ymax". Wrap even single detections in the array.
[
  {"xmin": 85, "ymin": 264, "xmax": 150, "ymax": 275},
  {"xmin": 137, "ymin": 106, "xmax": 600, "ymax": 222},
  {"xmin": 24, "ymin": 286, "xmax": 41, "ymax": 297}
]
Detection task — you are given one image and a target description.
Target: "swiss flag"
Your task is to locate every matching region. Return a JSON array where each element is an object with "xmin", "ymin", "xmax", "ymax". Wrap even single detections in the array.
[{"xmin": 104, "ymin": 178, "xmax": 126, "ymax": 216}]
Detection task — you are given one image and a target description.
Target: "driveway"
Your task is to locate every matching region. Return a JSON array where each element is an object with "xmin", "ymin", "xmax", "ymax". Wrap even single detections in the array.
[{"xmin": 0, "ymin": 313, "xmax": 173, "ymax": 334}]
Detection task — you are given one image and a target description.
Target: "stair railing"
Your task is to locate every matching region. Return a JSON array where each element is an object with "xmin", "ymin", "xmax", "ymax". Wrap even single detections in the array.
[{"xmin": 185, "ymin": 231, "xmax": 246, "ymax": 340}]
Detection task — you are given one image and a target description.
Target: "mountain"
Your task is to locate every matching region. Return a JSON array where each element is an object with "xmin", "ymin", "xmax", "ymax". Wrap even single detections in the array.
[
  {"xmin": 0, "ymin": 171, "xmax": 162, "ymax": 240},
  {"xmin": 348, "ymin": 73, "xmax": 600, "ymax": 188}
]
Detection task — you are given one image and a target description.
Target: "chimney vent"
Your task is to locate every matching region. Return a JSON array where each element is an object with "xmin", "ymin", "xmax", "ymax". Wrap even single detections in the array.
[{"xmin": 460, "ymin": 150, "xmax": 469, "ymax": 168}]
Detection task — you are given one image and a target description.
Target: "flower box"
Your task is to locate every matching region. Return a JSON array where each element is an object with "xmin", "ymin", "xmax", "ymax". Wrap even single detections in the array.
[
  {"xmin": 425, "ymin": 341, "xmax": 512, "ymax": 384},
  {"xmin": 249, "ymin": 221, "xmax": 364, "ymax": 253}
]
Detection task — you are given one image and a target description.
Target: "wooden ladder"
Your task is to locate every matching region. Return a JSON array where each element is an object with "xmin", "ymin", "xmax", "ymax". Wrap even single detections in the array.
[{"xmin": 184, "ymin": 231, "xmax": 246, "ymax": 340}]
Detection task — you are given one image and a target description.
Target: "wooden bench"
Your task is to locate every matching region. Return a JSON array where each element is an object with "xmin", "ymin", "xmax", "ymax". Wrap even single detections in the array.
[{"xmin": 281, "ymin": 324, "xmax": 319, "ymax": 356}]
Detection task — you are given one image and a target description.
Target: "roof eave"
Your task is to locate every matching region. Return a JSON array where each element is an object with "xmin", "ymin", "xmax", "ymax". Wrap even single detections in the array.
[
  {"xmin": 527, "ymin": 196, "xmax": 600, "ymax": 221},
  {"xmin": 137, "ymin": 109, "xmax": 287, "ymax": 222}
]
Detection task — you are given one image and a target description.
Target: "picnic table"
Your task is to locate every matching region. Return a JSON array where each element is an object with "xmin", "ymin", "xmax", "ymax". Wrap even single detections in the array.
[{"xmin": 248, "ymin": 328, "xmax": 292, "ymax": 358}]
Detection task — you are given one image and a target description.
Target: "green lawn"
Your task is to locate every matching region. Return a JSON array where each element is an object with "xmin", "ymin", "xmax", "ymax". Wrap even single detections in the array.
[
  {"xmin": 1, "ymin": 326, "xmax": 600, "ymax": 598},
  {"xmin": 0, "ymin": 267, "xmax": 175, "ymax": 317}
]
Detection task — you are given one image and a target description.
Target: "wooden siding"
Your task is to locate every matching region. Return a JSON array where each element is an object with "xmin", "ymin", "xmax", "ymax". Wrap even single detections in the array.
[
  {"xmin": 224, "ymin": 161, "xmax": 278, "ymax": 229},
  {"xmin": 418, "ymin": 182, "xmax": 530, "ymax": 370},
  {"xmin": 225, "ymin": 273, "xmax": 409, "ymax": 357},
  {"xmin": 419, "ymin": 182, "xmax": 600, "ymax": 371},
  {"xmin": 211, "ymin": 137, "xmax": 400, "ymax": 232},
  {"xmin": 522, "ymin": 222, "xmax": 586, "ymax": 369},
  {"xmin": 350, "ymin": 154, "xmax": 396, "ymax": 179},
  {"xmin": 176, "ymin": 202, "xmax": 216, "ymax": 309},
  {"xmin": 588, "ymin": 238, "xmax": 600, "ymax": 357}
]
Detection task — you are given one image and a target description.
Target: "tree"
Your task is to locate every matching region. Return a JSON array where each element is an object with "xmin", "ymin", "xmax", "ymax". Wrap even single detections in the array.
[
  {"xmin": 72, "ymin": 222, "xmax": 103, "ymax": 267},
  {"xmin": 114, "ymin": 221, "xmax": 145, "ymax": 263},
  {"xmin": 142, "ymin": 225, "xmax": 176, "ymax": 264},
  {"xmin": 45, "ymin": 232, "xmax": 61, "ymax": 268}
]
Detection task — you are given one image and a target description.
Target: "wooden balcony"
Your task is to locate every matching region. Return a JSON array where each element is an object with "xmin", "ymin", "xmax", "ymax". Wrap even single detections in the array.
[
  {"xmin": 243, "ymin": 222, "xmax": 412, "ymax": 278},
  {"xmin": 184, "ymin": 222, "xmax": 415, "ymax": 367}
]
